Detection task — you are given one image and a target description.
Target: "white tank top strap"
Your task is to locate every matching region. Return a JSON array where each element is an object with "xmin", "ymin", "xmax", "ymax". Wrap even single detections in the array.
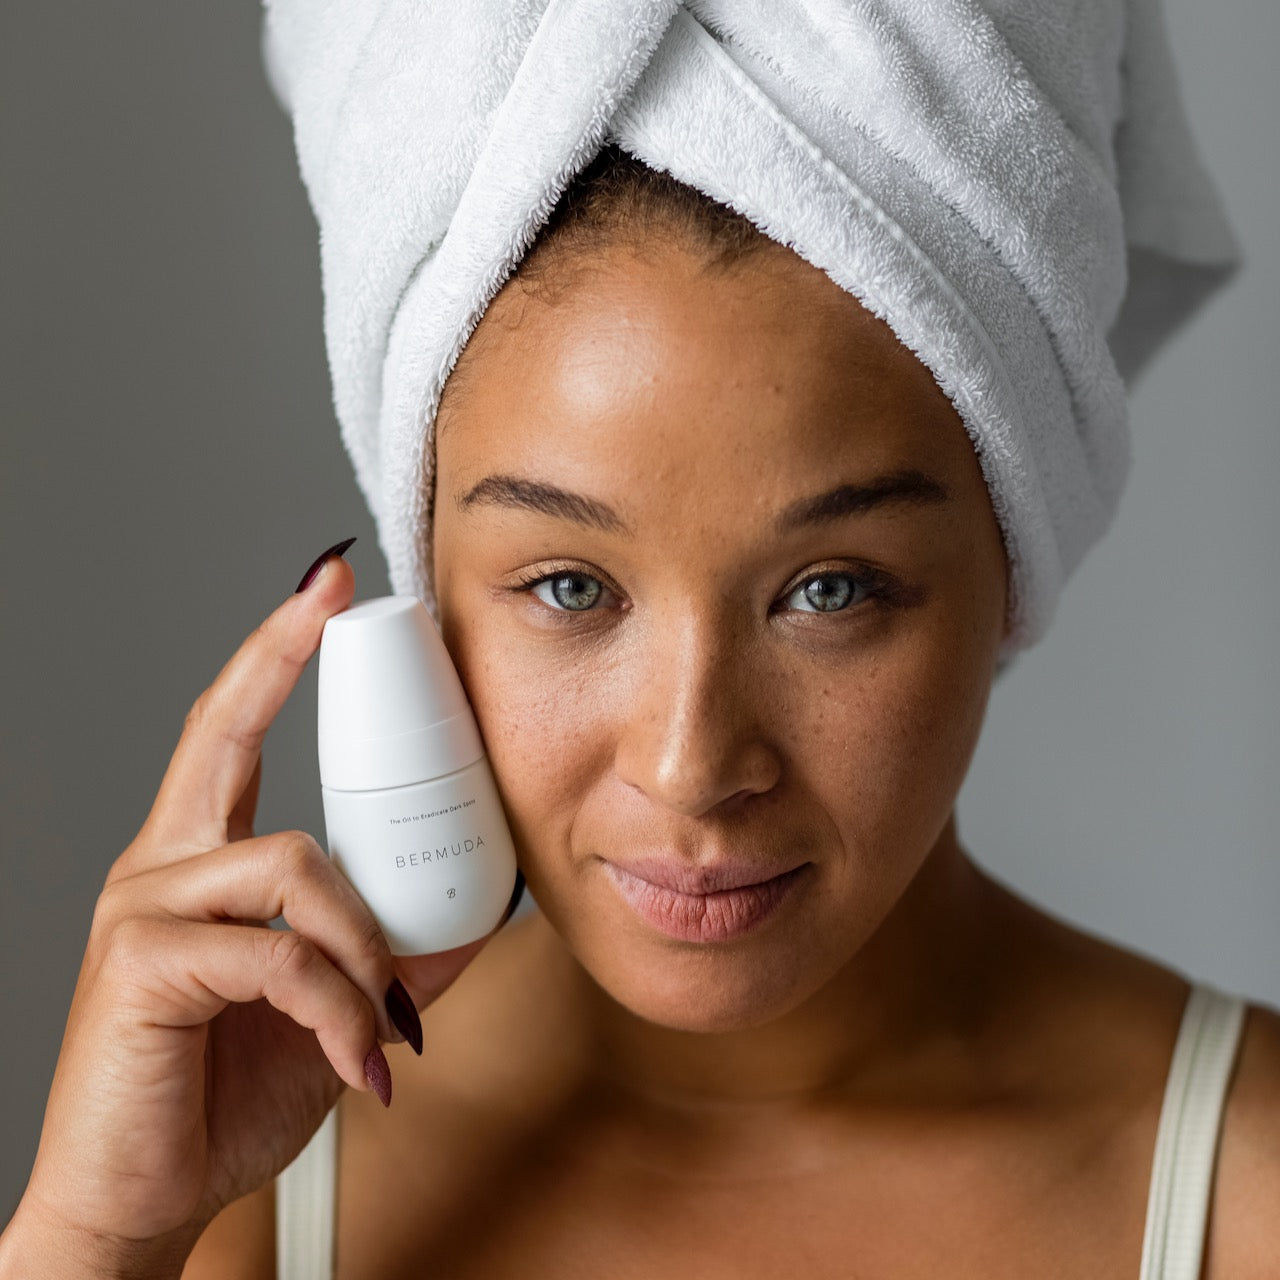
[
  {"xmin": 1138, "ymin": 981, "xmax": 1248, "ymax": 1280},
  {"xmin": 275, "ymin": 1103, "xmax": 339, "ymax": 1280}
]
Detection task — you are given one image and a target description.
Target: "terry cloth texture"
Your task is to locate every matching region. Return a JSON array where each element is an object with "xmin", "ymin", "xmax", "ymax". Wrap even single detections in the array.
[{"xmin": 261, "ymin": 0, "xmax": 1239, "ymax": 658}]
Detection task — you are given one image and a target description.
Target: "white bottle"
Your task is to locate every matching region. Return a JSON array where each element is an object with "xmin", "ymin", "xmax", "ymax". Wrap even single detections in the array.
[{"xmin": 317, "ymin": 596, "xmax": 518, "ymax": 955}]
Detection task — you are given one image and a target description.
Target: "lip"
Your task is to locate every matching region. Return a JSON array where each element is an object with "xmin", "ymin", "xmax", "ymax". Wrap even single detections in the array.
[{"xmin": 601, "ymin": 856, "xmax": 811, "ymax": 943}]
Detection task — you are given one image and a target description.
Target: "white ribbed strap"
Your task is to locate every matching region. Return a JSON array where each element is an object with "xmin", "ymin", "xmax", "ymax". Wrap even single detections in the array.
[
  {"xmin": 1138, "ymin": 983, "xmax": 1247, "ymax": 1280},
  {"xmin": 275, "ymin": 1104, "xmax": 338, "ymax": 1280}
]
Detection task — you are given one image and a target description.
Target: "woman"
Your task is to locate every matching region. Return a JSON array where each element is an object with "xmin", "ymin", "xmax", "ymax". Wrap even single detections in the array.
[{"xmin": 3, "ymin": 3, "xmax": 1277, "ymax": 1277}]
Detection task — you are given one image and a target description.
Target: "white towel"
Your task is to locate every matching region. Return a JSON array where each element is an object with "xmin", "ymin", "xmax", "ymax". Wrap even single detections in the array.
[{"xmin": 261, "ymin": 0, "xmax": 1239, "ymax": 658}]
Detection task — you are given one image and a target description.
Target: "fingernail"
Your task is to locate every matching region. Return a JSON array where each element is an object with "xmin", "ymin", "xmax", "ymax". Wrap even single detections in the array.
[
  {"xmin": 496, "ymin": 869, "xmax": 526, "ymax": 931},
  {"xmin": 364, "ymin": 1045, "xmax": 392, "ymax": 1108},
  {"xmin": 295, "ymin": 536, "xmax": 357, "ymax": 593},
  {"xmin": 384, "ymin": 978, "xmax": 423, "ymax": 1056}
]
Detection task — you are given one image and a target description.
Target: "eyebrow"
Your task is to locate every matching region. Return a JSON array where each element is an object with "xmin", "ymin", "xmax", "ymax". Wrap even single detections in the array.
[
  {"xmin": 455, "ymin": 468, "xmax": 951, "ymax": 536},
  {"xmin": 457, "ymin": 474, "xmax": 629, "ymax": 534},
  {"xmin": 775, "ymin": 468, "xmax": 951, "ymax": 532}
]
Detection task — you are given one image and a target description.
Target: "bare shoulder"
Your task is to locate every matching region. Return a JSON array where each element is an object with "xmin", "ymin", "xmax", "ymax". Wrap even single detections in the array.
[
  {"xmin": 978, "ymin": 877, "xmax": 1280, "ymax": 1276},
  {"xmin": 1204, "ymin": 996, "xmax": 1280, "ymax": 1279},
  {"xmin": 180, "ymin": 1179, "xmax": 275, "ymax": 1280}
]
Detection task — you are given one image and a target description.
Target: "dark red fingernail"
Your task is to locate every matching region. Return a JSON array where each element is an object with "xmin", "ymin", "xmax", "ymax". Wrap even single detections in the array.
[
  {"xmin": 384, "ymin": 978, "xmax": 423, "ymax": 1056},
  {"xmin": 364, "ymin": 1045, "xmax": 392, "ymax": 1108},
  {"xmin": 295, "ymin": 537, "xmax": 357, "ymax": 593}
]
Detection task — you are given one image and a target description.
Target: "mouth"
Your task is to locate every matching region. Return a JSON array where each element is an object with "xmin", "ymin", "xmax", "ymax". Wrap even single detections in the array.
[{"xmin": 600, "ymin": 857, "xmax": 811, "ymax": 943}]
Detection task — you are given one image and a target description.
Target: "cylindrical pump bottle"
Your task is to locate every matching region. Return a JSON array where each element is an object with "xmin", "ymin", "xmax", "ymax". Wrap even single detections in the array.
[{"xmin": 317, "ymin": 596, "xmax": 518, "ymax": 955}]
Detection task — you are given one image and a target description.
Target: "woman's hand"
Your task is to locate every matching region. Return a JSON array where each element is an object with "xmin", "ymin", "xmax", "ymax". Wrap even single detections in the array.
[{"xmin": 3, "ymin": 544, "xmax": 490, "ymax": 1276}]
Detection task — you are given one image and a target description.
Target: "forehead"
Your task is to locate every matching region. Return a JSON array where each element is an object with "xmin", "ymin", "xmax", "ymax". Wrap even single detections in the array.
[{"xmin": 436, "ymin": 242, "xmax": 980, "ymax": 499}]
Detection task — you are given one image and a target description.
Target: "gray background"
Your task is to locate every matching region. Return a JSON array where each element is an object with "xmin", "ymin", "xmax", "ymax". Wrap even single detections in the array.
[{"xmin": 2, "ymin": 0, "xmax": 1276, "ymax": 1221}]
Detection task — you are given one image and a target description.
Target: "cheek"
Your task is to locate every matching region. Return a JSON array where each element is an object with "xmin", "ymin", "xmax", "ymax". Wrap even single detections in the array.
[
  {"xmin": 845, "ymin": 661, "xmax": 983, "ymax": 833},
  {"xmin": 794, "ymin": 607, "xmax": 997, "ymax": 886},
  {"xmin": 449, "ymin": 626, "xmax": 610, "ymax": 867},
  {"xmin": 785, "ymin": 544, "xmax": 1001, "ymax": 862},
  {"xmin": 841, "ymin": 523, "xmax": 1004, "ymax": 834}
]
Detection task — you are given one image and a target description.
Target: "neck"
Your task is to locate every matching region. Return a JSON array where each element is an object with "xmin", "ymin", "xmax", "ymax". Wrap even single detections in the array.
[{"xmin": 555, "ymin": 814, "xmax": 1004, "ymax": 1113}]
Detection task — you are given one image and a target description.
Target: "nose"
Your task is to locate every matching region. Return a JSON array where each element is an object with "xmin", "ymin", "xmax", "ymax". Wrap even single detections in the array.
[{"xmin": 613, "ymin": 617, "xmax": 782, "ymax": 818}]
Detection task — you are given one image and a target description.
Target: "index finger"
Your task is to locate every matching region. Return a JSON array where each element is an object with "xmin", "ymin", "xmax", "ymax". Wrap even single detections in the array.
[{"xmin": 135, "ymin": 545, "xmax": 357, "ymax": 862}]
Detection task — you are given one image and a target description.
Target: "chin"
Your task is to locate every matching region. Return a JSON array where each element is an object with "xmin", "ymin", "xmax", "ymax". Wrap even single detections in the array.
[{"xmin": 585, "ymin": 924, "xmax": 844, "ymax": 1034}]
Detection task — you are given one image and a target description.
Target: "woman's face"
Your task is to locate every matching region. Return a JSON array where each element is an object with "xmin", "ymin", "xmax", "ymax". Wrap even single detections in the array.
[{"xmin": 432, "ymin": 238, "xmax": 1008, "ymax": 1033}]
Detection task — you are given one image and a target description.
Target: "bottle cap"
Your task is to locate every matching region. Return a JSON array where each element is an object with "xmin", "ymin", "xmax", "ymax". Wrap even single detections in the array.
[{"xmin": 317, "ymin": 595, "xmax": 484, "ymax": 791}]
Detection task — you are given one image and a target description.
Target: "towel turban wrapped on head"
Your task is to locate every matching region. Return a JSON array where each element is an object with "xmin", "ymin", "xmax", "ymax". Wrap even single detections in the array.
[{"xmin": 261, "ymin": 0, "xmax": 1239, "ymax": 662}]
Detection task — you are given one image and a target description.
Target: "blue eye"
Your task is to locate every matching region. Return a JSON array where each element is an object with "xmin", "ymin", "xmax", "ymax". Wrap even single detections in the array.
[
  {"xmin": 784, "ymin": 573, "xmax": 872, "ymax": 613},
  {"xmin": 529, "ymin": 572, "xmax": 604, "ymax": 612}
]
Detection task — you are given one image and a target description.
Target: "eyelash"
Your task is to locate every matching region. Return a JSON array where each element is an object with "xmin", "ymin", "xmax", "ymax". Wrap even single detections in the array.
[{"xmin": 508, "ymin": 563, "xmax": 899, "ymax": 621}]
